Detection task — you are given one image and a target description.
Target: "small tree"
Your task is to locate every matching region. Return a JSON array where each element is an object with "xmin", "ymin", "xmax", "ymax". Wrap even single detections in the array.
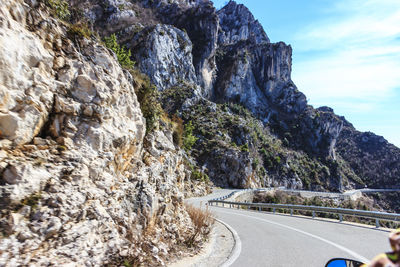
[
  {"xmin": 104, "ymin": 34, "xmax": 135, "ymax": 69},
  {"xmin": 183, "ymin": 121, "xmax": 198, "ymax": 152}
]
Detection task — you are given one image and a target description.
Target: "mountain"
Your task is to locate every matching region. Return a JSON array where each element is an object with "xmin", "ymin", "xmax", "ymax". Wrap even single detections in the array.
[
  {"xmin": 85, "ymin": 0, "xmax": 398, "ymax": 191},
  {"xmin": 0, "ymin": 0, "xmax": 399, "ymax": 265}
]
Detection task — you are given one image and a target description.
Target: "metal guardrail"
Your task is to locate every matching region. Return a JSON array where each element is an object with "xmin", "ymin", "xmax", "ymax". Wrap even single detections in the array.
[
  {"xmin": 208, "ymin": 194, "xmax": 400, "ymax": 228},
  {"xmin": 209, "ymin": 188, "xmax": 267, "ymax": 202}
]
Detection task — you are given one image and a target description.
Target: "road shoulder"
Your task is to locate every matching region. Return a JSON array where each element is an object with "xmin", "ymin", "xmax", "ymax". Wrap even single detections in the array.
[{"xmin": 168, "ymin": 219, "xmax": 236, "ymax": 267}]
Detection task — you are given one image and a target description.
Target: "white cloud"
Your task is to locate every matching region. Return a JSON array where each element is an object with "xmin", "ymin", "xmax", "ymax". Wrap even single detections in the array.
[
  {"xmin": 294, "ymin": 51, "xmax": 400, "ymax": 102},
  {"xmin": 291, "ymin": 0, "xmax": 400, "ymax": 112}
]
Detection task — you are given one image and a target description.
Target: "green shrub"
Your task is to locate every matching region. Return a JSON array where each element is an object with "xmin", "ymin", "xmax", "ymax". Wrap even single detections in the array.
[
  {"xmin": 129, "ymin": 69, "xmax": 162, "ymax": 133},
  {"xmin": 183, "ymin": 121, "xmax": 198, "ymax": 152},
  {"xmin": 252, "ymin": 158, "xmax": 259, "ymax": 169},
  {"xmin": 191, "ymin": 169, "xmax": 209, "ymax": 182},
  {"xmin": 104, "ymin": 34, "xmax": 135, "ymax": 69},
  {"xmin": 67, "ymin": 22, "xmax": 93, "ymax": 39},
  {"xmin": 240, "ymin": 143, "xmax": 249, "ymax": 152},
  {"xmin": 45, "ymin": 0, "xmax": 71, "ymax": 20}
]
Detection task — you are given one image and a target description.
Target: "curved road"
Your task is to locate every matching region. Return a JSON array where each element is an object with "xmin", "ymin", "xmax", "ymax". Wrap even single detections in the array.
[{"xmin": 187, "ymin": 189, "xmax": 391, "ymax": 267}]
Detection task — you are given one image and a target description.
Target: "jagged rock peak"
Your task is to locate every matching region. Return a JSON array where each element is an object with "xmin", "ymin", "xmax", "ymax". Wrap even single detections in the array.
[{"xmin": 217, "ymin": 0, "xmax": 270, "ymax": 45}]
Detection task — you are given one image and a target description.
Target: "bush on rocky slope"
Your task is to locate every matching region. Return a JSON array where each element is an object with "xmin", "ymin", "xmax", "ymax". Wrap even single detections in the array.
[
  {"xmin": 43, "ymin": 0, "xmax": 70, "ymax": 20},
  {"xmin": 104, "ymin": 33, "xmax": 135, "ymax": 69},
  {"xmin": 164, "ymin": 92, "xmax": 361, "ymax": 190}
]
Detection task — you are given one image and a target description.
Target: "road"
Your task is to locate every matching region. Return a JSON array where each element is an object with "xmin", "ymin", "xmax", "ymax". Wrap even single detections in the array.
[
  {"xmin": 358, "ymin": 188, "xmax": 400, "ymax": 193},
  {"xmin": 187, "ymin": 189, "xmax": 391, "ymax": 267}
]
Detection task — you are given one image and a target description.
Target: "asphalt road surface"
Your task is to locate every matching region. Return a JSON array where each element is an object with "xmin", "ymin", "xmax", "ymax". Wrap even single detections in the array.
[{"xmin": 187, "ymin": 189, "xmax": 391, "ymax": 267}]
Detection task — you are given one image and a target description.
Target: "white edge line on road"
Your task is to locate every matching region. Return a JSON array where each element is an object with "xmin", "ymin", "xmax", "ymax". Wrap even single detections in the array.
[
  {"xmin": 215, "ymin": 218, "xmax": 242, "ymax": 267},
  {"xmin": 217, "ymin": 209, "xmax": 370, "ymax": 263}
]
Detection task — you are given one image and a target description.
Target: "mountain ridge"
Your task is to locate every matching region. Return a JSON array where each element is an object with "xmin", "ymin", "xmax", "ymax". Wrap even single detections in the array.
[{"xmin": 67, "ymin": 0, "xmax": 400, "ymax": 189}]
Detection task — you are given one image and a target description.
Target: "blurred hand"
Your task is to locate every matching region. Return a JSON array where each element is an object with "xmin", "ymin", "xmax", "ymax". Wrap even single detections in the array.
[{"xmin": 389, "ymin": 230, "xmax": 400, "ymax": 257}]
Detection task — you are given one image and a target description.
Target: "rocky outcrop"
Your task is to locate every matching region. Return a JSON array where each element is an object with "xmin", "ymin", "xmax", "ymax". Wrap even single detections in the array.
[
  {"xmin": 214, "ymin": 41, "xmax": 306, "ymax": 116},
  {"xmin": 0, "ymin": 1, "xmax": 210, "ymax": 265},
  {"xmin": 217, "ymin": 1, "xmax": 269, "ymax": 45},
  {"xmin": 129, "ymin": 24, "xmax": 197, "ymax": 91},
  {"xmin": 70, "ymin": 0, "xmax": 219, "ymax": 95},
  {"xmin": 0, "ymin": 2, "xmax": 54, "ymax": 146},
  {"xmin": 156, "ymin": 0, "xmax": 219, "ymax": 95},
  {"xmin": 213, "ymin": 2, "xmax": 341, "ymax": 158},
  {"xmin": 68, "ymin": 0, "xmax": 140, "ymax": 35}
]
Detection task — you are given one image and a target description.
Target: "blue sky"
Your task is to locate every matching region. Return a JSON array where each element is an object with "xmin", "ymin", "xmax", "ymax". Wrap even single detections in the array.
[{"xmin": 212, "ymin": 0, "xmax": 400, "ymax": 148}]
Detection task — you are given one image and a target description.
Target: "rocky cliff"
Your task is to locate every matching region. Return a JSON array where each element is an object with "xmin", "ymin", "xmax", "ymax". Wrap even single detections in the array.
[
  {"xmin": 0, "ymin": 0, "xmax": 211, "ymax": 265},
  {"xmin": 1, "ymin": 0, "xmax": 400, "ymax": 264}
]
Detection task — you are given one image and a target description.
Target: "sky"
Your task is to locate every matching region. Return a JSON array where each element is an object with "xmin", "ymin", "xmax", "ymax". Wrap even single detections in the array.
[{"xmin": 212, "ymin": 0, "xmax": 400, "ymax": 148}]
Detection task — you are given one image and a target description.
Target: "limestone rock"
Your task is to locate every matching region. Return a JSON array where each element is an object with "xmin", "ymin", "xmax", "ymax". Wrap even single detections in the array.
[
  {"xmin": 1, "ymin": 163, "xmax": 51, "ymax": 205},
  {"xmin": 218, "ymin": 1, "xmax": 270, "ymax": 45},
  {"xmin": 130, "ymin": 24, "xmax": 197, "ymax": 90},
  {"xmin": 142, "ymin": 0, "xmax": 219, "ymax": 95},
  {"xmin": 0, "ymin": 2, "xmax": 54, "ymax": 145},
  {"xmin": 0, "ymin": 2, "xmax": 210, "ymax": 266}
]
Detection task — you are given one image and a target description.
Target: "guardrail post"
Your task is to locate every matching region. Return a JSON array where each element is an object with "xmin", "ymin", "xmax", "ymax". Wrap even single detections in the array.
[
  {"xmin": 273, "ymin": 208, "xmax": 276, "ymax": 214},
  {"xmin": 376, "ymin": 219, "xmax": 380, "ymax": 228},
  {"xmin": 290, "ymin": 209, "xmax": 293, "ymax": 216},
  {"xmin": 312, "ymin": 211, "xmax": 315, "ymax": 219},
  {"xmin": 339, "ymin": 214, "xmax": 343, "ymax": 222}
]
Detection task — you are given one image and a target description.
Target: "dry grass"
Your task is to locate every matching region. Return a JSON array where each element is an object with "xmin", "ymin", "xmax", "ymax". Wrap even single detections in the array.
[
  {"xmin": 171, "ymin": 115, "xmax": 184, "ymax": 147},
  {"xmin": 184, "ymin": 204, "xmax": 214, "ymax": 247}
]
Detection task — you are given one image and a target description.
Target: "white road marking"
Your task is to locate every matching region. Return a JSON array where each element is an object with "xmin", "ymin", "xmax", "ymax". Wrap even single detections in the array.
[
  {"xmin": 216, "ymin": 219, "xmax": 242, "ymax": 267},
  {"xmin": 216, "ymin": 209, "xmax": 370, "ymax": 263}
]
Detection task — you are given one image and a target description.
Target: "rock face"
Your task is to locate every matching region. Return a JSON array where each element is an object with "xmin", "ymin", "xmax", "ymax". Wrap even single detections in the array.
[
  {"xmin": 214, "ymin": 2, "xmax": 339, "ymax": 159},
  {"xmin": 214, "ymin": 41, "xmax": 305, "ymax": 115},
  {"xmin": 0, "ymin": 2, "xmax": 54, "ymax": 145},
  {"xmin": 0, "ymin": 0, "xmax": 210, "ymax": 266},
  {"xmin": 129, "ymin": 24, "xmax": 197, "ymax": 90},
  {"xmin": 70, "ymin": 0, "xmax": 400, "ymax": 192},
  {"xmin": 217, "ymin": 1, "xmax": 270, "ymax": 45},
  {"xmin": 153, "ymin": 0, "xmax": 219, "ymax": 95}
]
